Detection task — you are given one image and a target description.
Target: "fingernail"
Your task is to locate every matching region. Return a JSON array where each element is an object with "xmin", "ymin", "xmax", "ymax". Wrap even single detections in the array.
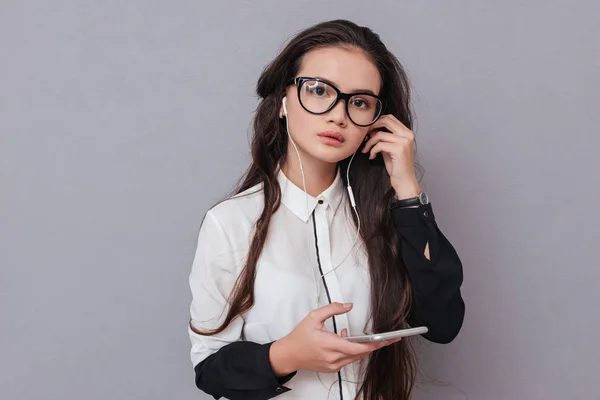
[{"xmin": 343, "ymin": 302, "xmax": 353, "ymax": 308}]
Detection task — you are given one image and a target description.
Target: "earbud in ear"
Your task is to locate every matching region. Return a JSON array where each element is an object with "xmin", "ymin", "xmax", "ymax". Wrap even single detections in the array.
[{"xmin": 282, "ymin": 96, "xmax": 288, "ymax": 117}]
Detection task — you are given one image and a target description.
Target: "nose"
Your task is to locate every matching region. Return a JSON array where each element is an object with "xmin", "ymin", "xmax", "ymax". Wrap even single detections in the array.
[{"xmin": 326, "ymin": 99, "xmax": 348, "ymax": 127}]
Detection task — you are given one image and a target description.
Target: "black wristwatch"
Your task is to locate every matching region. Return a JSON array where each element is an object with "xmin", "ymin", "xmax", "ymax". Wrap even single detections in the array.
[{"xmin": 391, "ymin": 191, "xmax": 429, "ymax": 209}]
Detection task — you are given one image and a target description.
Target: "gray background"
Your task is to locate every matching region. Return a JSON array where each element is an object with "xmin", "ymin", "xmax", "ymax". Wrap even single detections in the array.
[{"xmin": 1, "ymin": 1, "xmax": 599, "ymax": 399}]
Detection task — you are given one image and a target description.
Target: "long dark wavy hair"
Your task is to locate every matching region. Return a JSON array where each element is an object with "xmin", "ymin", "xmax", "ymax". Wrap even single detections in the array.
[{"xmin": 190, "ymin": 19, "xmax": 422, "ymax": 399}]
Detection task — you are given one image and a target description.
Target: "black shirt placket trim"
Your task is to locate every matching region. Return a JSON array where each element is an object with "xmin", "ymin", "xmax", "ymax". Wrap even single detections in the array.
[{"xmin": 311, "ymin": 211, "xmax": 344, "ymax": 400}]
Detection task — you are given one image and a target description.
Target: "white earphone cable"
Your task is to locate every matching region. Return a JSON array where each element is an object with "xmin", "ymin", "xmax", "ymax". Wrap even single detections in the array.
[{"xmin": 283, "ymin": 97, "xmax": 320, "ymax": 308}]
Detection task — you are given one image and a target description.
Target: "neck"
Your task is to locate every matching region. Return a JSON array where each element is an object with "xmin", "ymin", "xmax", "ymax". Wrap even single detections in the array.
[{"xmin": 281, "ymin": 144, "xmax": 338, "ymax": 197}]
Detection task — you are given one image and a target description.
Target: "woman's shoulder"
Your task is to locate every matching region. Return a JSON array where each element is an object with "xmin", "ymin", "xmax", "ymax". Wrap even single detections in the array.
[{"xmin": 206, "ymin": 182, "xmax": 265, "ymax": 231}]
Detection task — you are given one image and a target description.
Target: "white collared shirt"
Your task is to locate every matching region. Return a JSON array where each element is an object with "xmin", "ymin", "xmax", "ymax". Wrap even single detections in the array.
[{"xmin": 189, "ymin": 166, "xmax": 374, "ymax": 399}]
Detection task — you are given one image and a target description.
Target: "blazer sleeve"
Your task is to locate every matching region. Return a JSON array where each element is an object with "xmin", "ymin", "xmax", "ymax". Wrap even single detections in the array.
[
  {"xmin": 390, "ymin": 203, "xmax": 465, "ymax": 344},
  {"xmin": 188, "ymin": 210, "xmax": 297, "ymax": 399}
]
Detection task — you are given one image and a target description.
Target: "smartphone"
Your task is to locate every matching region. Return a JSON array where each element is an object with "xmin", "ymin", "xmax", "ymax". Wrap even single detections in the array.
[{"xmin": 344, "ymin": 326, "xmax": 428, "ymax": 343}]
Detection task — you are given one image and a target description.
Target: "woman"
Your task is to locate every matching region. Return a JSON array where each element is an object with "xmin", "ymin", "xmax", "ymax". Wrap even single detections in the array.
[{"xmin": 188, "ymin": 19, "xmax": 465, "ymax": 400}]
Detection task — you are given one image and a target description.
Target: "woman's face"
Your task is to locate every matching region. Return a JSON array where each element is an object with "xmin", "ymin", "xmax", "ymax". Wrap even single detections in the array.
[{"xmin": 281, "ymin": 46, "xmax": 382, "ymax": 164}]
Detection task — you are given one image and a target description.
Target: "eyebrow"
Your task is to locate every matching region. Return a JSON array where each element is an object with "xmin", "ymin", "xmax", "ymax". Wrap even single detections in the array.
[{"xmin": 312, "ymin": 75, "xmax": 378, "ymax": 96}]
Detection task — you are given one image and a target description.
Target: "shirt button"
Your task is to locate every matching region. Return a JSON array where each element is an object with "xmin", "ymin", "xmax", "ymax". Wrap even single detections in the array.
[
  {"xmin": 276, "ymin": 387, "xmax": 284, "ymax": 393},
  {"xmin": 318, "ymin": 199, "xmax": 324, "ymax": 204},
  {"xmin": 423, "ymin": 211, "xmax": 428, "ymax": 217}
]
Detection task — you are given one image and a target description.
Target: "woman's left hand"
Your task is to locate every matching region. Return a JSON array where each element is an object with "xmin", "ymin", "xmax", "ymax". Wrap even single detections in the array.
[{"xmin": 361, "ymin": 114, "xmax": 422, "ymax": 199}]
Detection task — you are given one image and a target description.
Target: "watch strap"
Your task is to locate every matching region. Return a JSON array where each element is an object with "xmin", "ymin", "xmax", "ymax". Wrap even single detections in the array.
[{"xmin": 390, "ymin": 191, "xmax": 428, "ymax": 209}]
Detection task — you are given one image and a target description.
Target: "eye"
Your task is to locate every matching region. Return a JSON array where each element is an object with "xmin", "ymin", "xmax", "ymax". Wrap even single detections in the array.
[
  {"xmin": 307, "ymin": 82, "xmax": 330, "ymax": 97},
  {"xmin": 350, "ymin": 98, "xmax": 370, "ymax": 108}
]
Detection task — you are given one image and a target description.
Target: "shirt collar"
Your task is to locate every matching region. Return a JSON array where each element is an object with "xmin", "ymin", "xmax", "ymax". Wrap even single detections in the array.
[{"xmin": 277, "ymin": 165, "xmax": 345, "ymax": 223}]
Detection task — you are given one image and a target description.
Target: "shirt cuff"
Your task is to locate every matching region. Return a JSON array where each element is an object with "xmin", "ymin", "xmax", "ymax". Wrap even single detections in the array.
[
  {"xmin": 258, "ymin": 342, "xmax": 297, "ymax": 395},
  {"xmin": 390, "ymin": 203, "xmax": 440, "ymax": 263},
  {"xmin": 390, "ymin": 203, "xmax": 436, "ymax": 227}
]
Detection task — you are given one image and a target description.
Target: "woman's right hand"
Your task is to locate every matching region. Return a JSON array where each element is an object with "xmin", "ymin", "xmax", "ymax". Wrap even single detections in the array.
[{"xmin": 269, "ymin": 302, "xmax": 400, "ymax": 375}]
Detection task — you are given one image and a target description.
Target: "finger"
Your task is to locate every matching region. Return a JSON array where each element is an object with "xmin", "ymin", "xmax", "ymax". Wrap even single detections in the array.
[
  {"xmin": 394, "ymin": 130, "xmax": 415, "ymax": 141},
  {"xmin": 362, "ymin": 130, "xmax": 414, "ymax": 155},
  {"xmin": 384, "ymin": 113, "xmax": 410, "ymax": 130},
  {"xmin": 377, "ymin": 338, "xmax": 401, "ymax": 347},
  {"xmin": 368, "ymin": 142, "xmax": 396, "ymax": 160},
  {"xmin": 362, "ymin": 131, "xmax": 402, "ymax": 153},
  {"xmin": 370, "ymin": 116, "xmax": 414, "ymax": 140},
  {"xmin": 340, "ymin": 328, "xmax": 348, "ymax": 338},
  {"xmin": 374, "ymin": 337, "xmax": 402, "ymax": 346},
  {"xmin": 371, "ymin": 114, "xmax": 410, "ymax": 131},
  {"xmin": 370, "ymin": 114, "xmax": 405, "ymax": 133},
  {"xmin": 309, "ymin": 302, "xmax": 353, "ymax": 324},
  {"xmin": 334, "ymin": 338, "xmax": 388, "ymax": 356}
]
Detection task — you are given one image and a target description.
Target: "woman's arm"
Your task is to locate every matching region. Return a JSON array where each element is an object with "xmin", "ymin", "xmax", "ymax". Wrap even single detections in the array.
[
  {"xmin": 189, "ymin": 211, "xmax": 297, "ymax": 399},
  {"xmin": 390, "ymin": 203, "xmax": 465, "ymax": 344},
  {"xmin": 192, "ymin": 340, "xmax": 296, "ymax": 400}
]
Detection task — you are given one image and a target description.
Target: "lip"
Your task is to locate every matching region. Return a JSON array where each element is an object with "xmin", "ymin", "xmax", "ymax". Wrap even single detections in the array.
[{"xmin": 317, "ymin": 130, "xmax": 345, "ymax": 144}]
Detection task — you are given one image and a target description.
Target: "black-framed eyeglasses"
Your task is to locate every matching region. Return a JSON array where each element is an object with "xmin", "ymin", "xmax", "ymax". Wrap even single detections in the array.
[{"xmin": 285, "ymin": 76, "xmax": 383, "ymax": 127}]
